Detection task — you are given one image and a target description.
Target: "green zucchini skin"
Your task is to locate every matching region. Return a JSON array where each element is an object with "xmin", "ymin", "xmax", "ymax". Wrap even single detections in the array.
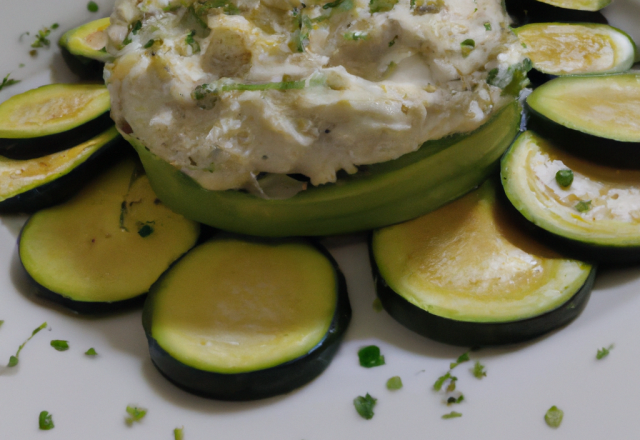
[
  {"xmin": 526, "ymin": 100, "xmax": 640, "ymax": 169},
  {"xmin": 59, "ymin": 18, "xmax": 112, "ymax": 80},
  {"xmin": 0, "ymin": 112, "xmax": 114, "ymax": 160},
  {"xmin": 142, "ymin": 238, "xmax": 352, "ymax": 400},
  {"xmin": 506, "ymin": 0, "xmax": 608, "ymax": 26},
  {"xmin": 128, "ymin": 101, "xmax": 520, "ymax": 237},
  {"xmin": 0, "ymin": 129, "xmax": 126, "ymax": 213},
  {"xmin": 371, "ymin": 245, "xmax": 595, "ymax": 346}
]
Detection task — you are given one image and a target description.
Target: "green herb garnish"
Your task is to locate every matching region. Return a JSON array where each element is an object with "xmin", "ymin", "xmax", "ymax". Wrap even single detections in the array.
[
  {"xmin": 447, "ymin": 394, "xmax": 464, "ymax": 405},
  {"xmin": 344, "ymin": 31, "xmax": 368, "ymax": 41},
  {"xmin": 174, "ymin": 427, "xmax": 184, "ymax": 439},
  {"xmin": 31, "ymin": 26, "xmax": 55, "ymax": 48},
  {"xmin": 353, "ymin": 393, "xmax": 377, "ymax": 420},
  {"xmin": 544, "ymin": 406, "xmax": 563, "ymax": 428},
  {"xmin": 193, "ymin": 79, "xmax": 306, "ymax": 101},
  {"xmin": 472, "ymin": 360, "xmax": 486, "ymax": 378},
  {"xmin": 388, "ymin": 35, "xmax": 398, "ymax": 47},
  {"xmin": 460, "ymin": 39, "xmax": 475, "ymax": 57},
  {"xmin": 555, "ymin": 169, "xmax": 574, "ymax": 187},
  {"xmin": 0, "ymin": 320, "xmax": 4, "ymax": 328},
  {"xmin": 138, "ymin": 224, "xmax": 154, "ymax": 238},
  {"xmin": 445, "ymin": 376, "xmax": 458, "ymax": 392},
  {"xmin": 369, "ymin": 0, "xmax": 398, "ymax": 13},
  {"xmin": 39, "ymin": 411, "xmax": 54, "ymax": 430},
  {"xmin": 433, "ymin": 372, "xmax": 451, "ymax": 391},
  {"xmin": 575, "ymin": 200, "xmax": 591, "ymax": 213},
  {"xmin": 0, "ymin": 73, "xmax": 21, "ymax": 91},
  {"xmin": 484, "ymin": 22, "xmax": 491, "ymax": 31},
  {"xmin": 322, "ymin": 0, "xmax": 345, "ymax": 8},
  {"xmin": 442, "ymin": 411, "xmax": 462, "ymax": 419},
  {"xmin": 85, "ymin": 348, "xmax": 98, "ymax": 356},
  {"xmin": 8, "ymin": 322, "xmax": 47, "ymax": 367},
  {"xmin": 450, "ymin": 352, "xmax": 470, "ymax": 370},
  {"xmin": 87, "ymin": 1, "xmax": 99, "ymax": 12},
  {"xmin": 596, "ymin": 344, "xmax": 614, "ymax": 360},
  {"xmin": 122, "ymin": 20, "xmax": 142, "ymax": 46},
  {"xmin": 143, "ymin": 39, "xmax": 155, "ymax": 48},
  {"xmin": 50, "ymin": 340, "xmax": 69, "ymax": 351},
  {"xmin": 125, "ymin": 406, "xmax": 147, "ymax": 425},
  {"xmin": 358, "ymin": 345, "xmax": 385, "ymax": 368},
  {"xmin": 386, "ymin": 376, "xmax": 403, "ymax": 390},
  {"xmin": 185, "ymin": 30, "xmax": 200, "ymax": 53},
  {"xmin": 487, "ymin": 58, "xmax": 532, "ymax": 96}
]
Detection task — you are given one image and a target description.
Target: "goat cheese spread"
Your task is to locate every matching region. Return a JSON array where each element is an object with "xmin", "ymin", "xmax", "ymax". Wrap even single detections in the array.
[{"xmin": 106, "ymin": 0, "xmax": 525, "ymax": 193}]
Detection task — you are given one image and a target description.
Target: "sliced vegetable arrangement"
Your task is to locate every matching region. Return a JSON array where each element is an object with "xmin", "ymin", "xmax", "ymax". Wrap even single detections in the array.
[
  {"xmin": 59, "ymin": 17, "xmax": 112, "ymax": 78},
  {"xmin": 19, "ymin": 156, "xmax": 200, "ymax": 313},
  {"xmin": 143, "ymin": 235, "xmax": 351, "ymax": 400},
  {"xmin": 370, "ymin": 180, "xmax": 596, "ymax": 346}
]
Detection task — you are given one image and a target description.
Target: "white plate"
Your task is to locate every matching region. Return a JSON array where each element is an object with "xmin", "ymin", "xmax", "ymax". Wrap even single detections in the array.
[{"xmin": 1, "ymin": 2, "xmax": 639, "ymax": 439}]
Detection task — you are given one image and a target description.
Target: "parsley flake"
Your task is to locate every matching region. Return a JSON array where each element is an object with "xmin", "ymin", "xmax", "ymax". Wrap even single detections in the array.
[
  {"xmin": 555, "ymin": 169, "xmax": 574, "ymax": 187},
  {"xmin": 460, "ymin": 39, "xmax": 475, "ymax": 57},
  {"xmin": 596, "ymin": 344, "xmax": 614, "ymax": 360},
  {"xmin": 125, "ymin": 406, "xmax": 147, "ymax": 425},
  {"xmin": 369, "ymin": 0, "xmax": 398, "ymax": 13},
  {"xmin": 545, "ymin": 406, "xmax": 563, "ymax": 428},
  {"xmin": 143, "ymin": 39, "xmax": 155, "ymax": 48},
  {"xmin": 484, "ymin": 22, "xmax": 491, "ymax": 31},
  {"xmin": 450, "ymin": 352, "xmax": 470, "ymax": 370},
  {"xmin": 138, "ymin": 224, "xmax": 154, "ymax": 238},
  {"xmin": 344, "ymin": 31, "xmax": 368, "ymax": 41},
  {"xmin": 85, "ymin": 348, "xmax": 98, "ymax": 356},
  {"xmin": 442, "ymin": 411, "xmax": 462, "ymax": 419},
  {"xmin": 386, "ymin": 376, "xmax": 403, "ymax": 390},
  {"xmin": 353, "ymin": 393, "xmax": 377, "ymax": 420},
  {"xmin": 358, "ymin": 345, "xmax": 385, "ymax": 368},
  {"xmin": 472, "ymin": 360, "xmax": 486, "ymax": 378},
  {"xmin": 87, "ymin": 1, "xmax": 99, "ymax": 12},
  {"xmin": 174, "ymin": 427, "xmax": 184, "ymax": 440},
  {"xmin": 0, "ymin": 73, "xmax": 20, "ymax": 91},
  {"xmin": 575, "ymin": 200, "xmax": 591, "ymax": 213},
  {"xmin": 433, "ymin": 372, "xmax": 451, "ymax": 391},
  {"xmin": 31, "ymin": 24, "xmax": 58, "ymax": 49},
  {"xmin": 50, "ymin": 340, "xmax": 69, "ymax": 351},
  {"xmin": 39, "ymin": 411, "xmax": 54, "ymax": 430},
  {"xmin": 8, "ymin": 322, "xmax": 47, "ymax": 367},
  {"xmin": 186, "ymin": 30, "xmax": 200, "ymax": 53}
]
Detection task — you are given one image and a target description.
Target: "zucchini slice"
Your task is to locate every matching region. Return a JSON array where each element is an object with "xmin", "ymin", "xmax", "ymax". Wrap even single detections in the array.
[
  {"xmin": 501, "ymin": 130, "xmax": 640, "ymax": 264},
  {"xmin": 516, "ymin": 23, "xmax": 637, "ymax": 76},
  {"xmin": 370, "ymin": 180, "xmax": 595, "ymax": 346},
  {"xmin": 526, "ymin": 74, "xmax": 640, "ymax": 168},
  {"xmin": 0, "ymin": 84, "xmax": 112, "ymax": 159},
  {"xmin": 59, "ymin": 18, "xmax": 112, "ymax": 79},
  {"xmin": 535, "ymin": 0, "xmax": 612, "ymax": 11},
  {"xmin": 0, "ymin": 126, "xmax": 124, "ymax": 213},
  {"xmin": 506, "ymin": 0, "xmax": 608, "ymax": 26},
  {"xmin": 143, "ymin": 236, "xmax": 351, "ymax": 400},
  {"xmin": 19, "ymin": 156, "xmax": 200, "ymax": 314},
  {"xmin": 127, "ymin": 101, "xmax": 520, "ymax": 237}
]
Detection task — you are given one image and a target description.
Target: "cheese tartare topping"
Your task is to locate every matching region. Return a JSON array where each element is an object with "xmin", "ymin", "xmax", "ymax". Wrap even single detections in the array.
[{"xmin": 106, "ymin": 0, "xmax": 525, "ymax": 192}]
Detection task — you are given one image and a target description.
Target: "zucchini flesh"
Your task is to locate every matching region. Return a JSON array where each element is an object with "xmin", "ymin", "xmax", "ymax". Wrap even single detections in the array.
[
  {"xmin": 526, "ymin": 74, "xmax": 640, "ymax": 148},
  {"xmin": 0, "ymin": 84, "xmax": 110, "ymax": 139},
  {"xmin": 143, "ymin": 236, "xmax": 351, "ymax": 400},
  {"xmin": 128, "ymin": 101, "xmax": 520, "ymax": 237},
  {"xmin": 19, "ymin": 156, "xmax": 200, "ymax": 312},
  {"xmin": 0, "ymin": 126, "xmax": 123, "ymax": 212},
  {"xmin": 371, "ymin": 180, "xmax": 594, "ymax": 345},
  {"xmin": 506, "ymin": 0, "xmax": 609, "ymax": 26},
  {"xmin": 59, "ymin": 18, "xmax": 112, "ymax": 63},
  {"xmin": 516, "ymin": 23, "xmax": 637, "ymax": 75},
  {"xmin": 501, "ymin": 131, "xmax": 640, "ymax": 261}
]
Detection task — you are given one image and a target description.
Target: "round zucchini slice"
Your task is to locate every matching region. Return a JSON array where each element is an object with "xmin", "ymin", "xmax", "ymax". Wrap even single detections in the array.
[
  {"xmin": 19, "ymin": 156, "xmax": 200, "ymax": 314},
  {"xmin": 501, "ymin": 130, "xmax": 640, "ymax": 264},
  {"xmin": 516, "ymin": 23, "xmax": 637, "ymax": 76},
  {"xmin": 143, "ymin": 236, "xmax": 351, "ymax": 400},
  {"xmin": 0, "ymin": 126, "xmax": 124, "ymax": 213},
  {"xmin": 127, "ymin": 101, "xmax": 520, "ymax": 237},
  {"xmin": 0, "ymin": 84, "xmax": 112, "ymax": 159},
  {"xmin": 526, "ymin": 74, "xmax": 640, "ymax": 168},
  {"xmin": 535, "ymin": 0, "xmax": 611, "ymax": 11},
  {"xmin": 59, "ymin": 18, "xmax": 112, "ymax": 79},
  {"xmin": 370, "ymin": 179, "xmax": 595, "ymax": 346}
]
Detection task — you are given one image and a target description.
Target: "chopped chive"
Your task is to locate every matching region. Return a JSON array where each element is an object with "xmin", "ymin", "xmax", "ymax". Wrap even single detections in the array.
[
  {"xmin": 386, "ymin": 376, "xmax": 403, "ymax": 390},
  {"xmin": 555, "ymin": 169, "xmax": 574, "ymax": 187},
  {"xmin": 39, "ymin": 411, "xmax": 54, "ymax": 430},
  {"xmin": 545, "ymin": 406, "xmax": 563, "ymax": 428},
  {"xmin": 358, "ymin": 345, "xmax": 385, "ymax": 368},
  {"xmin": 0, "ymin": 73, "xmax": 20, "ymax": 91},
  {"xmin": 8, "ymin": 322, "xmax": 47, "ymax": 367},
  {"xmin": 50, "ymin": 340, "xmax": 69, "ymax": 351}
]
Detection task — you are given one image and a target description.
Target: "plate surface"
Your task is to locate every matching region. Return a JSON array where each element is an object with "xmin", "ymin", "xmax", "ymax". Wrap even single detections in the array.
[{"xmin": 1, "ymin": 1, "xmax": 639, "ymax": 439}]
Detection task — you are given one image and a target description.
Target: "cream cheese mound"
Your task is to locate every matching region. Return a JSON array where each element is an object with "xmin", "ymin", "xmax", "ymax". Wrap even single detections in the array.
[{"xmin": 106, "ymin": 0, "xmax": 524, "ymax": 192}]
